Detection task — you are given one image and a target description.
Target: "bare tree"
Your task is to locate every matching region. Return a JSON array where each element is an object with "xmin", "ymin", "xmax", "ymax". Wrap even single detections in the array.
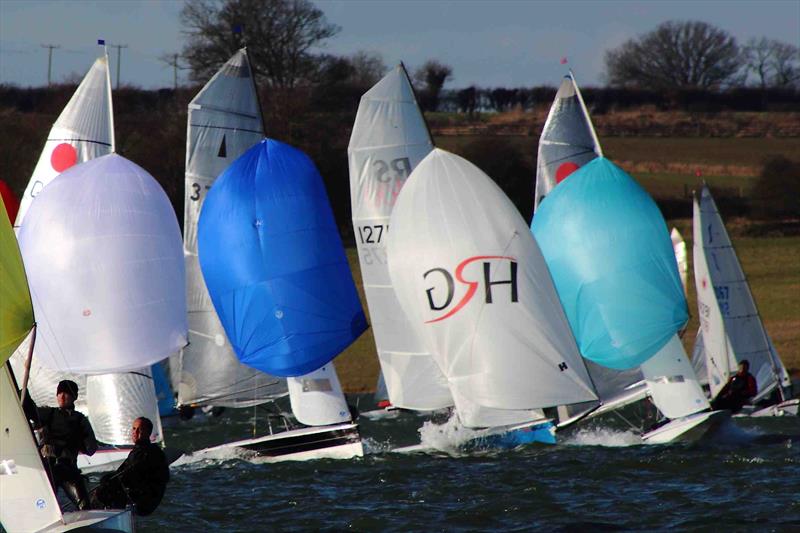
[
  {"xmin": 743, "ymin": 38, "xmax": 800, "ymax": 88},
  {"xmin": 180, "ymin": 0, "xmax": 340, "ymax": 89},
  {"xmin": 414, "ymin": 60, "xmax": 453, "ymax": 111},
  {"xmin": 770, "ymin": 42, "xmax": 800, "ymax": 88},
  {"xmin": 347, "ymin": 51, "xmax": 386, "ymax": 87},
  {"xmin": 604, "ymin": 20, "xmax": 742, "ymax": 90}
]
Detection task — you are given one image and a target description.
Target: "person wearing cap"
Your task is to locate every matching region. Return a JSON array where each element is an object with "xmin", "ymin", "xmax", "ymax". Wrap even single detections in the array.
[
  {"xmin": 24, "ymin": 379, "xmax": 98, "ymax": 510},
  {"xmin": 91, "ymin": 417, "xmax": 169, "ymax": 516},
  {"xmin": 711, "ymin": 360, "xmax": 758, "ymax": 412}
]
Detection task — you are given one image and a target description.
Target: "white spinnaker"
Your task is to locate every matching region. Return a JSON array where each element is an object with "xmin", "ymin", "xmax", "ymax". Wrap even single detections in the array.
[
  {"xmin": 387, "ymin": 149, "xmax": 597, "ymax": 428},
  {"xmin": 693, "ymin": 186, "xmax": 790, "ymax": 398},
  {"xmin": 178, "ymin": 48, "xmax": 287, "ymax": 408},
  {"xmin": 86, "ymin": 369, "xmax": 163, "ymax": 446},
  {"xmin": 16, "ymin": 52, "xmax": 114, "ymax": 229},
  {"xmin": 533, "ymin": 72, "xmax": 602, "ymax": 211},
  {"xmin": 17, "ymin": 154, "xmax": 187, "ymax": 374},
  {"xmin": 348, "ymin": 64, "xmax": 452, "ymax": 411},
  {"xmin": 640, "ymin": 334, "xmax": 710, "ymax": 419},
  {"xmin": 287, "ymin": 363, "xmax": 351, "ymax": 427},
  {"xmin": 0, "ymin": 364, "xmax": 63, "ymax": 532},
  {"xmin": 671, "ymin": 227, "xmax": 688, "ymax": 297}
]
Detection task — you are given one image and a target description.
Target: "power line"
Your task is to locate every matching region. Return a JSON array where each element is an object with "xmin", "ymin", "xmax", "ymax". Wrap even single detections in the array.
[
  {"xmin": 109, "ymin": 43, "xmax": 128, "ymax": 88},
  {"xmin": 40, "ymin": 44, "xmax": 60, "ymax": 86}
]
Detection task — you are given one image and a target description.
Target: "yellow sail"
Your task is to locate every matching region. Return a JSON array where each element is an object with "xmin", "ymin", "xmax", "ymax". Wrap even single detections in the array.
[{"xmin": 0, "ymin": 196, "xmax": 33, "ymax": 363}]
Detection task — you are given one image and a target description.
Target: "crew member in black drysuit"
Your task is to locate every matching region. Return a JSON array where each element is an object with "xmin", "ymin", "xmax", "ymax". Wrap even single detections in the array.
[
  {"xmin": 91, "ymin": 416, "xmax": 170, "ymax": 516},
  {"xmin": 23, "ymin": 379, "xmax": 97, "ymax": 510},
  {"xmin": 711, "ymin": 359, "xmax": 758, "ymax": 412}
]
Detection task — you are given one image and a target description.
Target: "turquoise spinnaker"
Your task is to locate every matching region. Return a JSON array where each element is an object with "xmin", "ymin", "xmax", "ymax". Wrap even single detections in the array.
[
  {"xmin": 531, "ymin": 157, "xmax": 687, "ymax": 370},
  {"xmin": 198, "ymin": 139, "xmax": 368, "ymax": 377}
]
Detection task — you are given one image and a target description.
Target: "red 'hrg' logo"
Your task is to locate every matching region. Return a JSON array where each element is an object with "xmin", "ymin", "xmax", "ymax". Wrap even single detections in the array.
[{"xmin": 423, "ymin": 255, "xmax": 518, "ymax": 323}]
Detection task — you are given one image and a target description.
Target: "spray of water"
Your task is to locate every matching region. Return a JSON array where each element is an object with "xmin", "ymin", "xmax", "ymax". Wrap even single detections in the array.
[
  {"xmin": 171, "ymin": 445, "xmax": 256, "ymax": 468},
  {"xmin": 417, "ymin": 412, "xmax": 484, "ymax": 453},
  {"xmin": 564, "ymin": 427, "xmax": 641, "ymax": 447}
]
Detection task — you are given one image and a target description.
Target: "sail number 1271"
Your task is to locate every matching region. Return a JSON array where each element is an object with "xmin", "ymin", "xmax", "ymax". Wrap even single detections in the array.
[{"xmin": 357, "ymin": 224, "xmax": 388, "ymax": 245}]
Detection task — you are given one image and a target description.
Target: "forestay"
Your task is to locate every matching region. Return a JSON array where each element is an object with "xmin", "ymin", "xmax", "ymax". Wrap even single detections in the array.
[
  {"xmin": 533, "ymin": 72, "xmax": 602, "ymax": 211},
  {"xmin": 287, "ymin": 363, "xmax": 351, "ymax": 427},
  {"xmin": 387, "ymin": 149, "xmax": 597, "ymax": 428},
  {"xmin": 16, "ymin": 52, "xmax": 113, "ymax": 228},
  {"xmin": 693, "ymin": 186, "xmax": 790, "ymax": 399},
  {"xmin": 348, "ymin": 64, "xmax": 452, "ymax": 411},
  {"xmin": 17, "ymin": 154, "xmax": 187, "ymax": 374},
  {"xmin": 179, "ymin": 48, "xmax": 286, "ymax": 408},
  {"xmin": 531, "ymin": 158, "xmax": 688, "ymax": 370},
  {"xmin": 198, "ymin": 139, "xmax": 367, "ymax": 377}
]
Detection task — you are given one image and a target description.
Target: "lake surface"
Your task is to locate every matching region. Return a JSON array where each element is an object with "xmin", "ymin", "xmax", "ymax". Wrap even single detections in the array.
[{"xmin": 112, "ymin": 398, "xmax": 800, "ymax": 532}]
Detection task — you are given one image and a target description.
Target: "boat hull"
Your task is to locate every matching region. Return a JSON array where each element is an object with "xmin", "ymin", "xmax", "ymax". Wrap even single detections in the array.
[
  {"xmin": 467, "ymin": 419, "xmax": 557, "ymax": 449},
  {"xmin": 641, "ymin": 410, "xmax": 729, "ymax": 444},
  {"xmin": 738, "ymin": 398, "xmax": 800, "ymax": 418},
  {"xmin": 40, "ymin": 509, "xmax": 133, "ymax": 532},
  {"xmin": 201, "ymin": 422, "xmax": 363, "ymax": 462}
]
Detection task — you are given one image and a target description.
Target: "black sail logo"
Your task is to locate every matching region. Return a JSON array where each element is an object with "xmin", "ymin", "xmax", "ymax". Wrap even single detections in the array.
[{"xmin": 424, "ymin": 255, "xmax": 518, "ymax": 323}]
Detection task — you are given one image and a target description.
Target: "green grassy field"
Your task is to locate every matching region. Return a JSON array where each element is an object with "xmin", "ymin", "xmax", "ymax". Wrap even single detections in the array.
[{"xmin": 336, "ymin": 233, "xmax": 800, "ymax": 393}]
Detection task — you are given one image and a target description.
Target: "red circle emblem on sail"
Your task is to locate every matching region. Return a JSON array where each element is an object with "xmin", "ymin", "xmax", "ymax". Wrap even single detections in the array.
[
  {"xmin": 51, "ymin": 143, "xmax": 78, "ymax": 172},
  {"xmin": 555, "ymin": 162, "xmax": 579, "ymax": 183}
]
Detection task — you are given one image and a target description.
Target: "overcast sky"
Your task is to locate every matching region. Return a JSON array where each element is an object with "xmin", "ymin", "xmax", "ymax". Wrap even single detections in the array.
[{"xmin": 1, "ymin": 0, "xmax": 798, "ymax": 89}]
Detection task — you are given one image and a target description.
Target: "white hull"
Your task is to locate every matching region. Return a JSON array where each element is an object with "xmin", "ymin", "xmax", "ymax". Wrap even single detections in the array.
[
  {"xmin": 736, "ymin": 398, "xmax": 800, "ymax": 418},
  {"xmin": 642, "ymin": 410, "xmax": 729, "ymax": 444},
  {"xmin": 40, "ymin": 509, "xmax": 133, "ymax": 532},
  {"xmin": 198, "ymin": 423, "xmax": 363, "ymax": 462},
  {"xmin": 76, "ymin": 447, "xmax": 131, "ymax": 473}
]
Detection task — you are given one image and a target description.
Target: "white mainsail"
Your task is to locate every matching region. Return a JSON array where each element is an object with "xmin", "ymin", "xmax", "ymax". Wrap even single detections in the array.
[
  {"xmin": 15, "ymin": 51, "xmax": 114, "ymax": 229},
  {"xmin": 348, "ymin": 64, "xmax": 452, "ymax": 411},
  {"xmin": 0, "ymin": 365, "xmax": 62, "ymax": 532},
  {"xmin": 533, "ymin": 72, "xmax": 602, "ymax": 211},
  {"xmin": 17, "ymin": 154, "xmax": 187, "ymax": 374},
  {"xmin": 288, "ymin": 363, "xmax": 351, "ymax": 427},
  {"xmin": 692, "ymin": 185, "xmax": 790, "ymax": 399},
  {"xmin": 671, "ymin": 227, "xmax": 688, "ymax": 296},
  {"xmin": 387, "ymin": 149, "xmax": 597, "ymax": 428},
  {"xmin": 178, "ymin": 48, "xmax": 287, "ymax": 408}
]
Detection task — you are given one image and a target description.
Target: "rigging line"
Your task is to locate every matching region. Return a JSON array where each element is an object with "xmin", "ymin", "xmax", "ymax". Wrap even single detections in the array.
[{"xmin": 125, "ymin": 371, "xmax": 153, "ymax": 380}]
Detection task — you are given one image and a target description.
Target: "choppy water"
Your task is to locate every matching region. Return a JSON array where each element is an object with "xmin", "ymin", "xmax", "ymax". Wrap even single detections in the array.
[{"xmin": 102, "ymin": 397, "xmax": 800, "ymax": 532}]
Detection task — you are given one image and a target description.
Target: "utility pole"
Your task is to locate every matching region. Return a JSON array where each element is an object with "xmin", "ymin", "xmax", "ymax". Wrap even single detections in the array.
[
  {"xmin": 41, "ymin": 44, "xmax": 60, "ymax": 86},
  {"xmin": 109, "ymin": 44, "xmax": 128, "ymax": 88}
]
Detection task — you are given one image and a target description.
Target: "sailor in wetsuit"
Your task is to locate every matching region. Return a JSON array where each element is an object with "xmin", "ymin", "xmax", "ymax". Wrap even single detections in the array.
[
  {"xmin": 92, "ymin": 417, "xmax": 170, "ymax": 516},
  {"xmin": 711, "ymin": 359, "xmax": 758, "ymax": 412},
  {"xmin": 24, "ymin": 379, "xmax": 97, "ymax": 510}
]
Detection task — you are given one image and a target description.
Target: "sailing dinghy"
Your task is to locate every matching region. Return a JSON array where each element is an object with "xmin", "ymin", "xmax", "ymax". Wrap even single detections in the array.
[
  {"xmin": 692, "ymin": 185, "xmax": 797, "ymax": 417},
  {"xmin": 196, "ymin": 138, "xmax": 367, "ymax": 461},
  {"xmin": 11, "ymin": 47, "xmax": 170, "ymax": 472},
  {"xmin": 533, "ymin": 72, "xmax": 657, "ymax": 432},
  {"xmin": 177, "ymin": 50, "xmax": 361, "ymax": 461},
  {"xmin": 532, "ymin": 157, "xmax": 728, "ymax": 444},
  {"xmin": 1, "ymin": 192, "xmax": 133, "ymax": 532},
  {"xmin": 387, "ymin": 149, "xmax": 598, "ymax": 449},
  {"xmin": 348, "ymin": 64, "xmax": 453, "ymax": 418}
]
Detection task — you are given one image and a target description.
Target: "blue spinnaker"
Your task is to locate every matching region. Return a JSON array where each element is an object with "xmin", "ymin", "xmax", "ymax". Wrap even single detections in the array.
[
  {"xmin": 531, "ymin": 157, "xmax": 687, "ymax": 370},
  {"xmin": 198, "ymin": 139, "xmax": 367, "ymax": 377}
]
